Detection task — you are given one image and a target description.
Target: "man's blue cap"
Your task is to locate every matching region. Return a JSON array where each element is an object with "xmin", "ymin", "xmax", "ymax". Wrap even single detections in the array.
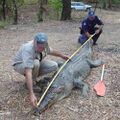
[
  {"xmin": 34, "ymin": 32, "xmax": 48, "ymax": 44},
  {"xmin": 88, "ymin": 10, "xmax": 95, "ymax": 17}
]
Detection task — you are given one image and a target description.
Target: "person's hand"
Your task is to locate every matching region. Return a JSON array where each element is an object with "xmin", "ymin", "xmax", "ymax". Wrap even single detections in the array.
[
  {"xmin": 29, "ymin": 93, "xmax": 37, "ymax": 108},
  {"xmin": 62, "ymin": 55, "xmax": 69, "ymax": 61},
  {"xmin": 95, "ymin": 29, "xmax": 100, "ymax": 34}
]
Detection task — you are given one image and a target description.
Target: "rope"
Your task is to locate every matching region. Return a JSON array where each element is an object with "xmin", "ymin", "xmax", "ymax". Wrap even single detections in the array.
[{"xmin": 37, "ymin": 33, "xmax": 96, "ymax": 107}]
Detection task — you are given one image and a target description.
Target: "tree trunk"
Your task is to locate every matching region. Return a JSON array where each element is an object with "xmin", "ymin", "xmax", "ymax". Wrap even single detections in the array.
[
  {"xmin": 108, "ymin": 0, "xmax": 112, "ymax": 8},
  {"xmin": 12, "ymin": 0, "xmax": 18, "ymax": 24},
  {"xmin": 43, "ymin": 0, "xmax": 48, "ymax": 4},
  {"xmin": 2, "ymin": 0, "xmax": 6, "ymax": 20},
  {"xmin": 101, "ymin": 0, "xmax": 108, "ymax": 9},
  {"xmin": 38, "ymin": 0, "xmax": 43, "ymax": 22},
  {"xmin": 94, "ymin": 0, "xmax": 98, "ymax": 12},
  {"xmin": 61, "ymin": 0, "xmax": 71, "ymax": 20}
]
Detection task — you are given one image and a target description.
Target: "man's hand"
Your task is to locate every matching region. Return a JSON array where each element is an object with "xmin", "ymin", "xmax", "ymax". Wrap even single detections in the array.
[
  {"xmin": 85, "ymin": 32, "xmax": 91, "ymax": 38},
  {"xmin": 30, "ymin": 93, "xmax": 37, "ymax": 108},
  {"xmin": 25, "ymin": 68, "xmax": 37, "ymax": 107},
  {"xmin": 61, "ymin": 55, "xmax": 69, "ymax": 61},
  {"xmin": 95, "ymin": 25, "xmax": 103, "ymax": 34},
  {"xmin": 95, "ymin": 29, "xmax": 100, "ymax": 34},
  {"xmin": 50, "ymin": 50, "xmax": 69, "ymax": 61}
]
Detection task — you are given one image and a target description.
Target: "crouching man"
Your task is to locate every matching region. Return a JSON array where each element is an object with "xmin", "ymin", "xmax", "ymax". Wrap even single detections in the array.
[
  {"xmin": 78, "ymin": 10, "xmax": 104, "ymax": 45},
  {"xmin": 12, "ymin": 32, "xmax": 69, "ymax": 107}
]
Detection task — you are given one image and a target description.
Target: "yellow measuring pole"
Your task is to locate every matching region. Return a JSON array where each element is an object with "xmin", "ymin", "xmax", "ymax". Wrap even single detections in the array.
[{"xmin": 37, "ymin": 33, "xmax": 96, "ymax": 107}]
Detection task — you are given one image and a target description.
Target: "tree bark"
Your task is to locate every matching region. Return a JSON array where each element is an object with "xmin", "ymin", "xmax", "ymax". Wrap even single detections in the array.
[
  {"xmin": 43, "ymin": 0, "xmax": 48, "ymax": 4},
  {"xmin": 61, "ymin": 0, "xmax": 71, "ymax": 20},
  {"xmin": 108, "ymin": 0, "xmax": 112, "ymax": 8},
  {"xmin": 38, "ymin": 0, "xmax": 43, "ymax": 22},
  {"xmin": 12, "ymin": 0, "xmax": 18, "ymax": 24},
  {"xmin": 2, "ymin": 0, "xmax": 6, "ymax": 20},
  {"xmin": 101, "ymin": 0, "xmax": 108, "ymax": 9},
  {"xmin": 94, "ymin": 0, "xmax": 98, "ymax": 12}
]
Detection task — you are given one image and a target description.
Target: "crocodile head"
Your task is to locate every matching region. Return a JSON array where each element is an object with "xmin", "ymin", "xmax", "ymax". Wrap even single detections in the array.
[{"xmin": 34, "ymin": 86, "xmax": 65, "ymax": 115}]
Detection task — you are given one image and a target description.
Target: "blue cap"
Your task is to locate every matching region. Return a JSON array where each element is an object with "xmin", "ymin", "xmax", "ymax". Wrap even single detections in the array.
[
  {"xmin": 88, "ymin": 10, "xmax": 95, "ymax": 17},
  {"xmin": 34, "ymin": 32, "xmax": 48, "ymax": 44}
]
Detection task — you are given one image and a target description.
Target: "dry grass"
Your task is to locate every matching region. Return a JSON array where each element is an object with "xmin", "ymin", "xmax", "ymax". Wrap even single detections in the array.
[{"xmin": 0, "ymin": 7, "xmax": 120, "ymax": 120}]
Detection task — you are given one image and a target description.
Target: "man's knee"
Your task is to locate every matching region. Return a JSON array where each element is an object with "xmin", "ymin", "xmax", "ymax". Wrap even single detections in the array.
[
  {"xmin": 13, "ymin": 63, "xmax": 25, "ymax": 75},
  {"xmin": 34, "ymin": 59, "xmax": 40, "ymax": 70},
  {"xmin": 50, "ymin": 61, "xmax": 58, "ymax": 71},
  {"xmin": 39, "ymin": 60, "xmax": 58, "ymax": 75},
  {"xmin": 78, "ymin": 34, "xmax": 88, "ymax": 44},
  {"xmin": 32, "ymin": 59, "xmax": 40, "ymax": 77},
  {"xmin": 44, "ymin": 61, "xmax": 58, "ymax": 73}
]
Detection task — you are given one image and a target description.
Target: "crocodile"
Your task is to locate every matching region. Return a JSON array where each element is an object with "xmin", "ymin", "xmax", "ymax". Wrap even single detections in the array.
[{"xmin": 34, "ymin": 41, "xmax": 103, "ymax": 115}]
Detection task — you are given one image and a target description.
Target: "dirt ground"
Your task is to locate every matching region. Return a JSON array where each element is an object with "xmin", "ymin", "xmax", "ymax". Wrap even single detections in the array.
[{"xmin": 0, "ymin": 7, "xmax": 120, "ymax": 120}]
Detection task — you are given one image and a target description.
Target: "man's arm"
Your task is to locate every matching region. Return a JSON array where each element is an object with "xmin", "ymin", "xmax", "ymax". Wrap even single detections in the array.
[
  {"xmin": 49, "ymin": 50, "xmax": 69, "ymax": 60},
  {"xmin": 95, "ymin": 16, "xmax": 104, "ymax": 34},
  {"xmin": 95, "ymin": 24, "xmax": 104, "ymax": 34},
  {"xmin": 85, "ymin": 32, "xmax": 91, "ymax": 38},
  {"xmin": 25, "ymin": 68, "xmax": 37, "ymax": 107},
  {"xmin": 99, "ymin": 24, "xmax": 104, "ymax": 30},
  {"xmin": 85, "ymin": 24, "xmax": 103, "ymax": 36}
]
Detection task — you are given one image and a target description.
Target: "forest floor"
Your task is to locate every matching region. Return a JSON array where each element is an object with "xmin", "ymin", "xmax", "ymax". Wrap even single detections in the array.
[{"xmin": 0, "ymin": 5, "xmax": 120, "ymax": 120}]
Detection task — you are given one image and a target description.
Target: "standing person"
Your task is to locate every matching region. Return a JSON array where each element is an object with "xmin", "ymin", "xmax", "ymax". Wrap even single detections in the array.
[
  {"xmin": 78, "ymin": 10, "xmax": 104, "ymax": 45},
  {"xmin": 12, "ymin": 32, "xmax": 69, "ymax": 107}
]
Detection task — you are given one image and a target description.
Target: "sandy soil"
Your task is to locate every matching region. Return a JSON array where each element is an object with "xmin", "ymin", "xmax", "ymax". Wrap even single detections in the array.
[{"xmin": 0, "ymin": 7, "xmax": 120, "ymax": 120}]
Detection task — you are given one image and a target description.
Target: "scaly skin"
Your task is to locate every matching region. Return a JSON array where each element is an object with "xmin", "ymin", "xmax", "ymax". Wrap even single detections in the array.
[{"xmin": 34, "ymin": 41, "xmax": 103, "ymax": 115}]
